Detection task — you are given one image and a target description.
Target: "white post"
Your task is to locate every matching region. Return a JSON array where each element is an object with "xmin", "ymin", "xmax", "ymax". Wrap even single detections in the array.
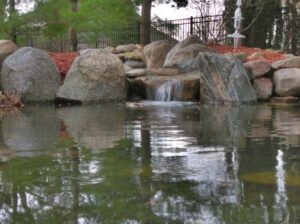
[{"xmin": 228, "ymin": 0, "xmax": 245, "ymax": 50}]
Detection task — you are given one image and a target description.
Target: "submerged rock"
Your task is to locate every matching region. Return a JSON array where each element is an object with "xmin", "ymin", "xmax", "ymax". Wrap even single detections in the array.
[
  {"xmin": 181, "ymin": 52, "xmax": 257, "ymax": 104},
  {"xmin": 1, "ymin": 47, "xmax": 60, "ymax": 102},
  {"xmin": 241, "ymin": 172, "xmax": 300, "ymax": 187},
  {"xmin": 270, "ymin": 96, "xmax": 299, "ymax": 104},
  {"xmin": 57, "ymin": 49, "xmax": 126, "ymax": 103}
]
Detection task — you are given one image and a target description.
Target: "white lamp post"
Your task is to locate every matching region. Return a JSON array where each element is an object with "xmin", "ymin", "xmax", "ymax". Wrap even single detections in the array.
[{"xmin": 228, "ymin": 0, "xmax": 245, "ymax": 50}]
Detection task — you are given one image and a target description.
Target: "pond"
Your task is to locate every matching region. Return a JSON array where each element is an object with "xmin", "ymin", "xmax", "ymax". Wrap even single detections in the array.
[{"xmin": 0, "ymin": 102, "xmax": 300, "ymax": 223}]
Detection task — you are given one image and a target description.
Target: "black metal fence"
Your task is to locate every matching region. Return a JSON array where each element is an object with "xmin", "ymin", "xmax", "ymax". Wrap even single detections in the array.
[
  {"xmin": 19, "ymin": 14, "xmax": 225, "ymax": 52},
  {"xmin": 18, "ymin": 10, "xmax": 300, "ymax": 55}
]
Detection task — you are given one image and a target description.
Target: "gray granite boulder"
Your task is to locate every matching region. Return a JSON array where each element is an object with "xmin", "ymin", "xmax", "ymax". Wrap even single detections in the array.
[
  {"xmin": 273, "ymin": 68, "xmax": 300, "ymax": 96},
  {"xmin": 1, "ymin": 47, "xmax": 60, "ymax": 102},
  {"xmin": 181, "ymin": 52, "xmax": 257, "ymax": 104},
  {"xmin": 164, "ymin": 34, "xmax": 215, "ymax": 68},
  {"xmin": 57, "ymin": 49, "xmax": 126, "ymax": 103},
  {"xmin": 143, "ymin": 40, "xmax": 173, "ymax": 69}
]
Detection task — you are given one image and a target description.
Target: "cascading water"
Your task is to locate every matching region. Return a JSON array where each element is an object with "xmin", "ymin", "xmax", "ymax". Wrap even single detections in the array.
[{"xmin": 153, "ymin": 79, "xmax": 183, "ymax": 101}]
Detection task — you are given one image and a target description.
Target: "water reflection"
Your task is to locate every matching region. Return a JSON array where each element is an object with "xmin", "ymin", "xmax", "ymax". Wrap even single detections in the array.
[
  {"xmin": 0, "ymin": 103, "xmax": 299, "ymax": 223},
  {"xmin": 1, "ymin": 106, "xmax": 60, "ymax": 157},
  {"xmin": 57, "ymin": 105, "xmax": 125, "ymax": 150}
]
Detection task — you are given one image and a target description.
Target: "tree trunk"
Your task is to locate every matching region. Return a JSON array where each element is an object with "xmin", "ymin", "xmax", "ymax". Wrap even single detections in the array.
[
  {"xmin": 69, "ymin": 0, "xmax": 78, "ymax": 52},
  {"xmin": 9, "ymin": 0, "xmax": 17, "ymax": 43},
  {"xmin": 140, "ymin": 0, "xmax": 152, "ymax": 46}
]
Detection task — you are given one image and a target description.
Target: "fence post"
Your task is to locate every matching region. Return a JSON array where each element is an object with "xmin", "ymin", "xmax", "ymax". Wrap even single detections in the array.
[
  {"xmin": 190, "ymin": 16, "xmax": 194, "ymax": 35},
  {"xmin": 95, "ymin": 32, "xmax": 98, "ymax": 48},
  {"xmin": 60, "ymin": 35, "xmax": 63, "ymax": 52},
  {"xmin": 137, "ymin": 22, "xmax": 141, "ymax": 44}
]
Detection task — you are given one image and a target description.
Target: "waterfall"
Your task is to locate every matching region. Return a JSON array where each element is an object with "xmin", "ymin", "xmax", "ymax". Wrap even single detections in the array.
[{"xmin": 154, "ymin": 80, "xmax": 183, "ymax": 101}]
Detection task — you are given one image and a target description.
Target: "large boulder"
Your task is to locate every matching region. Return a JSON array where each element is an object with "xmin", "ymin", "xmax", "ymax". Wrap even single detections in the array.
[
  {"xmin": 0, "ymin": 40, "xmax": 17, "ymax": 70},
  {"xmin": 273, "ymin": 68, "xmax": 300, "ymax": 96},
  {"xmin": 181, "ymin": 52, "xmax": 257, "ymax": 104},
  {"xmin": 143, "ymin": 40, "xmax": 173, "ymax": 69},
  {"xmin": 253, "ymin": 77, "xmax": 273, "ymax": 100},
  {"xmin": 164, "ymin": 34, "xmax": 215, "ymax": 68},
  {"xmin": 1, "ymin": 47, "xmax": 60, "ymax": 102},
  {"xmin": 271, "ymin": 57, "xmax": 300, "ymax": 69},
  {"xmin": 57, "ymin": 49, "xmax": 126, "ymax": 103},
  {"xmin": 130, "ymin": 72, "xmax": 200, "ymax": 101}
]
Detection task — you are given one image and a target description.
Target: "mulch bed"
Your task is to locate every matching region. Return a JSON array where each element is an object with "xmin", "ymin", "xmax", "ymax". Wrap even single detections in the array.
[
  {"xmin": 48, "ymin": 45, "xmax": 287, "ymax": 83},
  {"xmin": 48, "ymin": 52, "xmax": 79, "ymax": 83},
  {"xmin": 208, "ymin": 44, "xmax": 287, "ymax": 63}
]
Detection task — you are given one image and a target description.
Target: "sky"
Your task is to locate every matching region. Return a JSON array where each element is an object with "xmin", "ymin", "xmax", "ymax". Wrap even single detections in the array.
[
  {"xmin": 18, "ymin": 1, "xmax": 199, "ymax": 20},
  {"xmin": 151, "ymin": 3, "xmax": 199, "ymax": 20}
]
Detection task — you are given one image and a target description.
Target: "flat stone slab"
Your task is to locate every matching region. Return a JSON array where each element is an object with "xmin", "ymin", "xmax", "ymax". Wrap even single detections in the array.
[
  {"xmin": 148, "ymin": 68, "xmax": 181, "ymax": 76},
  {"xmin": 126, "ymin": 69, "xmax": 147, "ymax": 78},
  {"xmin": 116, "ymin": 44, "xmax": 137, "ymax": 53}
]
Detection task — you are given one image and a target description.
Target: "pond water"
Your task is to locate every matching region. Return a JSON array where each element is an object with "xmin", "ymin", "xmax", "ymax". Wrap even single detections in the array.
[{"xmin": 0, "ymin": 102, "xmax": 300, "ymax": 223}]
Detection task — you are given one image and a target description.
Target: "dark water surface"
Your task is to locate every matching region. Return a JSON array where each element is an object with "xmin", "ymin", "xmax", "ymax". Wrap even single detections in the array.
[{"xmin": 0, "ymin": 102, "xmax": 300, "ymax": 223}]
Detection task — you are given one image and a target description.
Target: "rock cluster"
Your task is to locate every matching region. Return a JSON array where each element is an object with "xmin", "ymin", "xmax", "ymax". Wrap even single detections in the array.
[
  {"xmin": 244, "ymin": 56, "xmax": 300, "ymax": 103},
  {"xmin": 126, "ymin": 36, "xmax": 256, "ymax": 104},
  {"xmin": 1, "ymin": 35, "xmax": 299, "ymax": 105}
]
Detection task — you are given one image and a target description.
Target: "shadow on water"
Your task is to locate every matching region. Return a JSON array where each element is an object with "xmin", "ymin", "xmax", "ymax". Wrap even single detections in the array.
[{"xmin": 0, "ymin": 103, "xmax": 300, "ymax": 223}]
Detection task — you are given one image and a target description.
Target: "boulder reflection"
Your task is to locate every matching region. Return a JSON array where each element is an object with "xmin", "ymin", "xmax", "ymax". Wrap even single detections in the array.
[{"xmin": 1, "ymin": 106, "xmax": 60, "ymax": 157}]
